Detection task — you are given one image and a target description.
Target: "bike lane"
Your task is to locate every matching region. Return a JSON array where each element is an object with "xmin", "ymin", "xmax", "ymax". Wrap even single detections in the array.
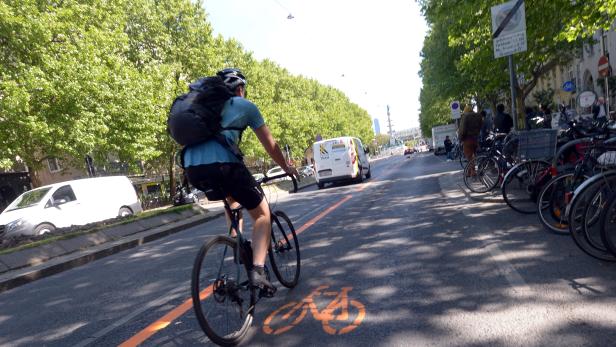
[
  {"xmin": 101, "ymin": 155, "xmax": 469, "ymax": 346},
  {"xmin": 72, "ymin": 157, "xmax": 404, "ymax": 346}
]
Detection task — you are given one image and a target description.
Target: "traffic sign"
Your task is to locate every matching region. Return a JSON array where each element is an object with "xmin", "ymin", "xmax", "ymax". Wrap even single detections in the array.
[
  {"xmin": 577, "ymin": 90, "xmax": 597, "ymax": 108},
  {"xmin": 450, "ymin": 101, "xmax": 461, "ymax": 120},
  {"xmin": 562, "ymin": 80, "xmax": 575, "ymax": 92},
  {"xmin": 599, "ymin": 55, "xmax": 610, "ymax": 77},
  {"xmin": 491, "ymin": 0, "xmax": 527, "ymax": 58}
]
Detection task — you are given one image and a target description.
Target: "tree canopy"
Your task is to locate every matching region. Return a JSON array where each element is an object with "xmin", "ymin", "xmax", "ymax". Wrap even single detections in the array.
[
  {"xmin": 418, "ymin": 0, "xmax": 613, "ymax": 135},
  {"xmin": 0, "ymin": 0, "xmax": 373, "ymax": 187}
]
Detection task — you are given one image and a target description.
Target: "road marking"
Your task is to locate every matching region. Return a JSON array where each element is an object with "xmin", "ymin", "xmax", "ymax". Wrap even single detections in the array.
[
  {"xmin": 118, "ymin": 194, "xmax": 353, "ymax": 346},
  {"xmin": 118, "ymin": 286, "xmax": 212, "ymax": 347},
  {"xmin": 295, "ymin": 195, "xmax": 352, "ymax": 235},
  {"xmin": 263, "ymin": 285, "xmax": 365, "ymax": 336}
]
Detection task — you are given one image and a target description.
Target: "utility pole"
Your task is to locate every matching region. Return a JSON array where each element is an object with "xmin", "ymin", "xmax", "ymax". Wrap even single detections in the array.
[{"xmin": 386, "ymin": 105, "xmax": 396, "ymax": 146}]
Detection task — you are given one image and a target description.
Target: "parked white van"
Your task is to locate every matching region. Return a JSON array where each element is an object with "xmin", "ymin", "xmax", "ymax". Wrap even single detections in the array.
[
  {"xmin": 0, "ymin": 176, "xmax": 143, "ymax": 237},
  {"xmin": 313, "ymin": 136, "xmax": 371, "ymax": 189}
]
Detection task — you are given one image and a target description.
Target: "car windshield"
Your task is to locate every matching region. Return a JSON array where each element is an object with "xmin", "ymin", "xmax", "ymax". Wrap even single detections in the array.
[{"xmin": 5, "ymin": 187, "xmax": 51, "ymax": 211}]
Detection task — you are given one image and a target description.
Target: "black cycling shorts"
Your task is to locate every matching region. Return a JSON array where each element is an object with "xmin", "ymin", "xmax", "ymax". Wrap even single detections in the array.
[{"xmin": 185, "ymin": 163, "xmax": 263, "ymax": 210}]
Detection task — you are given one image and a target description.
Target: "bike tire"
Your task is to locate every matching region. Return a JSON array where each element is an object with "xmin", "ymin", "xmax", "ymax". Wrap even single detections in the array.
[
  {"xmin": 192, "ymin": 235, "xmax": 255, "ymax": 346},
  {"xmin": 601, "ymin": 192, "xmax": 616, "ymax": 257},
  {"xmin": 567, "ymin": 171, "xmax": 616, "ymax": 261},
  {"xmin": 463, "ymin": 156, "xmax": 500, "ymax": 193},
  {"xmin": 536, "ymin": 172, "xmax": 583, "ymax": 234},
  {"xmin": 501, "ymin": 160, "xmax": 551, "ymax": 214},
  {"xmin": 269, "ymin": 211, "xmax": 301, "ymax": 288},
  {"xmin": 459, "ymin": 151, "xmax": 468, "ymax": 169}
]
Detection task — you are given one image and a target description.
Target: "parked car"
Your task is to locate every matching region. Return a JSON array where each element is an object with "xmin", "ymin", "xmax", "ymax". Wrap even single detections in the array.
[
  {"xmin": 266, "ymin": 166, "xmax": 290, "ymax": 180},
  {"xmin": 173, "ymin": 186, "xmax": 205, "ymax": 206},
  {"xmin": 0, "ymin": 176, "xmax": 142, "ymax": 237},
  {"xmin": 300, "ymin": 164, "xmax": 314, "ymax": 177}
]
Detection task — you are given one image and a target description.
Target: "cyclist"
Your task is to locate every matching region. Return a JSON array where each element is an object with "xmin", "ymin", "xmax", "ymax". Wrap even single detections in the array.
[{"xmin": 183, "ymin": 68, "xmax": 299, "ymax": 293}]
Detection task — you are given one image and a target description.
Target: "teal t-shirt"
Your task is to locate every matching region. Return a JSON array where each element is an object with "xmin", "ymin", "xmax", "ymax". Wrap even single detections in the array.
[{"xmin": 183, "ymin": 97, "xmax": 265, "ymax": 166}]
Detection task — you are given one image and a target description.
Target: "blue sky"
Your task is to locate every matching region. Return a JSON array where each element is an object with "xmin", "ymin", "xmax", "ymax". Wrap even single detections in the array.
[{"xmin": 202, "ymin": 0, "xmax": 428, "ymax": 132}]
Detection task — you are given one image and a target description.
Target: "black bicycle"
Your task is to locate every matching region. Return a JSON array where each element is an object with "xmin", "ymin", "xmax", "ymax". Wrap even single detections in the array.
[{"xmin": 191, "ymin": 173, "xmax": 300, "ymax": 346}]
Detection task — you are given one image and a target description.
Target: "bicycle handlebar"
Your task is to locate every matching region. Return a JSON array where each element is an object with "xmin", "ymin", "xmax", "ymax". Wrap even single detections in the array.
[{"xmin": 259, "ymin": 173, "xmax": 298, "ymax": 193}]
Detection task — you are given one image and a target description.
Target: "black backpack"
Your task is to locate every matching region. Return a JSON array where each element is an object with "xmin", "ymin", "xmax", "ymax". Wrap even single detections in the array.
[{"xmin": 167, "ymin": 76, "xmax": 244, "ymax": 164}]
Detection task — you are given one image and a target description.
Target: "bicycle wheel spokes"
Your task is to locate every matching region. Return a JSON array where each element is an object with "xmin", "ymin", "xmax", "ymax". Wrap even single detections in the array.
[
  {"xmin": 192, "ymin": 236, "xmax": 255, "ymax": 345},
  {"xmin": 601, "ymin": 193, "xmax": 616, "ymax": 256},
  {"xmin": 502, "ymin": 160, "xmax": 550, "ymax": 214},
  {"xmin": 537, "ymin": 173, "xmax": 580, "ymax": 234},
  {"xmin": 269, "ymin": 211, "xmax": 301, "ymax": 288},
  {"xmin": 568, "ymin": 173, "xmax": 616, "ymax": 261},
  {"xmin": 463, "ymin": 156, "xmax": 499, "ymax": 193}
]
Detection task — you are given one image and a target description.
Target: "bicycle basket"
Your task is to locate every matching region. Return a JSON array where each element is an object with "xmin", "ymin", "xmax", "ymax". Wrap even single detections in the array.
[{"xmin": 516, "ymin": 129, "xmax": 558, "ymax": 160}]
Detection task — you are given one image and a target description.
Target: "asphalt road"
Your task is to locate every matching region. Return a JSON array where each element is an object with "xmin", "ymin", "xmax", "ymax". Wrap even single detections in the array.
[{"xmin": 1, "ymin": 153, "xmax": 616, "ymax": 346}]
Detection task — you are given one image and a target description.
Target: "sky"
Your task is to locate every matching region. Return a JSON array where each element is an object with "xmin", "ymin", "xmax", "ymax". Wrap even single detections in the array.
[{"xmin": 202, "ymin": 0, "xmax": 429, "ymax": 133}]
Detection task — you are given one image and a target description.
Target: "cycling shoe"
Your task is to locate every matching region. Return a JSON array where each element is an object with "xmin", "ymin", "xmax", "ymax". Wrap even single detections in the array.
[{"xmin": 250, "ymin": 267, "xmax": 277, "ymax": 298}]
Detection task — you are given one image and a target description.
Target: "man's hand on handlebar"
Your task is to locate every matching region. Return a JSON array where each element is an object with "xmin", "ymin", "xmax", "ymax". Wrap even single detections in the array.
[{"xmin": 283, "ymin": 164, "xmax": 300, "ymax": 181}]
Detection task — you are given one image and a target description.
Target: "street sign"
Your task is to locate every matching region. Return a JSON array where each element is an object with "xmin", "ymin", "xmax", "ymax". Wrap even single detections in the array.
[
  {"xmin": 491, "ymin": 0, "xmax": 527, "ymax": 58},
  {"xmin": 577, "ymin": 90, "xmax": 597, "ymax": 108},
  {"xmin": 599, "ymin": 55, "xmax": 610, "ymax": 77},
  {"xmin": 450, "ymin": 101, "xmax": 461, "ymax": 120},
  {"xmin": 562, "ymin": 80, "xmax": 575, "ymax": 92}
]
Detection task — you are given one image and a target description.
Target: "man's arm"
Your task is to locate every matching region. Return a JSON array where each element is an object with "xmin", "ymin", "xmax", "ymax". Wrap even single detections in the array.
[{"xmin": 253, "ymin": 124, "xmax": 299, "ymax": 179}]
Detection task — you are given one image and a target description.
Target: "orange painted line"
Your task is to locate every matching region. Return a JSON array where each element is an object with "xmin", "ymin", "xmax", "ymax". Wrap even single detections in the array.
[
  {"xmin": 295, "ymin": 195, "xmax": 352, "ymax": 235},
  {"xmin": 119, "ymin": 286, "xmax": 212, "ymax": 347},
  {"xmin": 119, "ymin": 194, "xmax": 353, "ymax": 346}
]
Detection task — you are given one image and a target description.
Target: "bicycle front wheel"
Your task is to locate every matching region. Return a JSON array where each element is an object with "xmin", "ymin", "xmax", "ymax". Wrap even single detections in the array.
[
  {"xmin": 568, "ymin": 172, "xmax": 616, "ymax": 261},
  {"xmin": 269, "ymin": 211, "xmax": 301, "ymax": 288},
  {"xmin": 536, "ymin": 172, "xmax": 583, "ymax": 234},
  {"xmin": 502, "ymin": 160, "xmax": 551, "ymax": 214},
  {"xmin": 463, "ymin": 156, "xmax": 500, "ymax": 193},
  {"xmin": 191, "ymin": 235, "xmax": 255, "ymax": 346}
]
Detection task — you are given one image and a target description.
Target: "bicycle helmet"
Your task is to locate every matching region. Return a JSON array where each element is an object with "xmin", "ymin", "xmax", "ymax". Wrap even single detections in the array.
[{"xmin": 216, "ymin": 68, "xmax": 247, "ymax": 91}]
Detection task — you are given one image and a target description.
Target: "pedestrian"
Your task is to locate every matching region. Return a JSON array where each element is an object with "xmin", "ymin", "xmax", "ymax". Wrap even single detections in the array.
[
  {"xmin": 494, "ymin": 104, "xmax": 513, "ymax": 133},
  {"xmin": 479, "ymin": 110, "xmax": 492, "ymax": 144},
  {"xmin": 524, "ymin": 106, "xmax": 535, "ymax": 130},
  {"xmin": 540, "ymin": 104, "xmax": 552, "ymax": 129},
  {"xmin": 457, "ymin": 104, "xmax": 483, "ymax": 175},
  {"xmin": 444, "ymin": 135, "xmax": 453, "ymax": 161},
  {"xmin": 183, "ymin": 68, "xmax": 299, "ymax": 293},
  {"xmin": 596, "ymin": 97, "xmax": 608, "ymax": 124}
]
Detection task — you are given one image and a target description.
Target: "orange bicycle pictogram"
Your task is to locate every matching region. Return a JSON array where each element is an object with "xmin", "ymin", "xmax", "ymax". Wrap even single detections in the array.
[{"xmin": 263, "ymin": 285, "xmax": 366, "ymax": 335}]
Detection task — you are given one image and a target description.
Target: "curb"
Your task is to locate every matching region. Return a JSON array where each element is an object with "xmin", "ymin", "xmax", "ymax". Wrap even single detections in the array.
[{"xmin": 0, "ymin": 208, "xmax": 225, "ymax": 293}]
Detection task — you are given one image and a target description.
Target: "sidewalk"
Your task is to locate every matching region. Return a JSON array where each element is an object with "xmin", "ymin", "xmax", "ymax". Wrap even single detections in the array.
[{"xmin": 0, "ymin": 179, "xmax": 315, "ymax": 293}]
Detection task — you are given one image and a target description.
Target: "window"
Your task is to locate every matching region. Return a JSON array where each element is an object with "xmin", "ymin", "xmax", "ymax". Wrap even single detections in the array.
[
  {"xmin": 47, "ymin": 158, "xmax": 62, "ymax": 173},
  {"xmin": 51, "ymin": 185, "xmax": 77, "ymax": 204}
]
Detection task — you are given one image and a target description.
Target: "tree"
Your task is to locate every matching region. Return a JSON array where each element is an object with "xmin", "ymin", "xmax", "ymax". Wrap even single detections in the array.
[{"xmin": 418, "ymin": 0, "xmax": 599, "ymax": 127}]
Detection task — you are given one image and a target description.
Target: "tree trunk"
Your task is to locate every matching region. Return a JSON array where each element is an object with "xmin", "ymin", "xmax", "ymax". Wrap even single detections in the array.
[{"xmin": 168, "ymin": 152, "xmax": 176, "ymax": 200}]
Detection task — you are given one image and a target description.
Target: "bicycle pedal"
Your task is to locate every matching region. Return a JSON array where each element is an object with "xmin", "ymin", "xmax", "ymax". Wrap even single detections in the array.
[{"xmin": 258, "ymin": 286, "xmax": 277, "ymax": 298}]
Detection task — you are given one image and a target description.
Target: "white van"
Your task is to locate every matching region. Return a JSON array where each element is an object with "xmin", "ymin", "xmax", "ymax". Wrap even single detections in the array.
[
  {"xmin": 313, "ymin": 136, "xmax": 371, "ymax": 189},
  {"xmin": 0, "ymin": 176, "xmax": 143, "ymax": 237}
]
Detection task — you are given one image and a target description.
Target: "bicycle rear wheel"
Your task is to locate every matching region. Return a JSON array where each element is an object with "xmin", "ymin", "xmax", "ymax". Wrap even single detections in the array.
[
  {"xmin": 536, "ymin": 172, "xmax": 583, "ymax": 234},
  {"xmin": 192, "ymin": 235, "xmax": 255, "ymax": 346},
  {"xmin": 463, "ymin": 156, "xmax": 500, "ymax": 193},
  {"xmin": 268, "ymin": 211, "xmax": 301, "ymax": 288},
  {"xmin": 568, "ymin": 172, "xmax": 616, "ymax": 261},
  {"xmin": 502, "ymin": 160, "xmax": 551, "ymax": 214},
  {"xmin": 601, "ymin": 192, "xmax": 616, "ymax": 256}
]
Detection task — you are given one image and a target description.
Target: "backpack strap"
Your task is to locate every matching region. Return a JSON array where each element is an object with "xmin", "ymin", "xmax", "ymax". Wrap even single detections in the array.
[{"xmin": 215, "ymin": 126, "xmax": 246, "ymax": 161}]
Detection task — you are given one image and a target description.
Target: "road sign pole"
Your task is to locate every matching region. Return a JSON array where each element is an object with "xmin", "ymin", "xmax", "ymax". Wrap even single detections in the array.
[
  {"xmin": 508, "ymin": 55, "xmax": 518, "ymax": 130},
  {"xmin": 606, "ymin": 75, "xmax": 611, "ymax": 119}
]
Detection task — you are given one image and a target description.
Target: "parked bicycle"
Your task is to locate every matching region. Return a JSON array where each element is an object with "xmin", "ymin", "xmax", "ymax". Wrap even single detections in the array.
[{"xmin": 191, "ymin": 172, "xmax": 300, "ymax": 346}]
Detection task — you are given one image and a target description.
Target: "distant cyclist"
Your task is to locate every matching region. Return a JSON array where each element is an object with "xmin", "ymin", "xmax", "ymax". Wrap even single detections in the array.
[{"xmin": 183, "ymin": 68, "xmax": 299, "ymax": 293}]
